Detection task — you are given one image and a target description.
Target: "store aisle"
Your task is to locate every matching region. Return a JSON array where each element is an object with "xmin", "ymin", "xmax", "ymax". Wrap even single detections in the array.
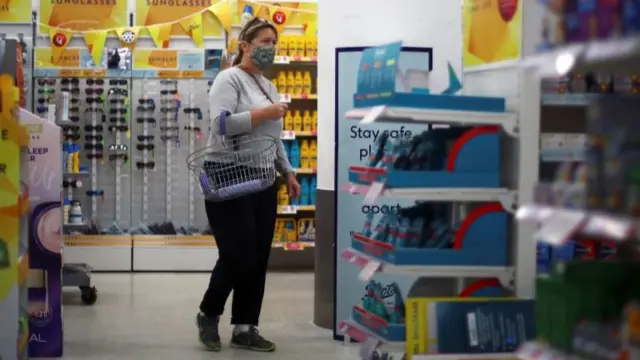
[{"xmin": 59, "ymin": 272, "xmax": 356, "ymax": 359}]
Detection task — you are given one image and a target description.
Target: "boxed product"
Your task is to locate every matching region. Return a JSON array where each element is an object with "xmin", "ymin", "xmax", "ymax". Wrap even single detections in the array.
[
  {"xmin": 352, "ymin": 281, "xmax": 405, "ymax": 341},
  {"xmin": 22, "ymin": 111, "xmax": 63, "ymax": 357}
]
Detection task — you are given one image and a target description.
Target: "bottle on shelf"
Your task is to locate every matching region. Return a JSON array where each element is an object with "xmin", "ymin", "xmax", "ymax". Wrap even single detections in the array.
[
  {"xmin": 286, "ymin": 71, "xmax": 295, "ymax": 94},
  {"xmin": 63, "ymin": 199, "xmax": 70, "ymax": 225},
  {"xmin": 302, "ymin": 71, "xmax": 312, "ymax": 94},
  {"xmin": 300, "ymin": 140, "xmax": 310, "ymax": 168},
  {"xmin": 294, "ymin": 71, "xmax": 303, "ymax": 95},
  {"xmin": 72, "ymin": 147, "xmax": 80, "ymax": 173},
  {"xmin": 288, "ymin": 37, "xmax": 298, "ymax": 57},
  {"xmin": 296, "ymin": 36, "xmax": 305, "ymax": 58},
  {"xmin": 284, "ymin": 110, "xmax": 293, "ymax": 131},
  {"xmin": 240, "ymin": 5, "xmax": 254, "ymax": 27},
  {"xmin": 278, "ymin": 35, "xmax": 288, "ymax": 56},
  {"xmin": 305, "ymin": 36, "xmax": 316, "ymax": 58},
  {"xmin": 293, "ymin": 110, "xmax": 302, "ymax": 131},
  {"xmin": 310, "ymin": 176, "xmax": 317, "ymax": 205},
  {"xmin": 271, "ymin": 78, "xmax": 278, "ymax": 88},
  {"xmin": 69, "ymin": 200, "xmax": 83, "ymax": 225},
  {"xmin": 310, "ymin": 139, "xmax": 317, "ymax": 168},
  {"xmin": 302, "ymin": 110, "xmax": 312, "ymax": 131},
  {"xmin": 290, "ymin": 140, "xmax": 300, "ymax": 168},
  {"xmin": 278, "ymin": 184, "xmax": 289, "ymax": 206},
  {"xmin": 277, "ymin": 71, "xmax": 287, "ymax": 93},
  {"xmin": 300, "ymin": 177, "xmax": 310, "ymax": 205},
  {"xmin": 311, "ymin": 110, "xmax": 318, "ymax": 132}
]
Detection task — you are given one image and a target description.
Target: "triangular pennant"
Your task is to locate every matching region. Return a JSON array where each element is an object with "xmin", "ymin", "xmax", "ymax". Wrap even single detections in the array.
[
  {"xmin": 48, "ymin": 28, "xmax": 74, "ymax": 64},
  {"xmin": 442, "ymin": 62, "xmax": 462, "ymax": 94},
  {"xmin": 179, "ymin": 13, "xmax": 204, "ymax": 48},
  {"xmin": 83, "ymin": 30, "xmax": 108, "ymax": 66},
  {"xmin": 147, "ymin": 23, "xmax": 172, "ymax": 49},
  {"xmin": 268, "ymin": 5, "xmax": 293, "ymax": 33},
  {"xmin": 208, "ymin": 1, "xmax": 231, "ymax": 34},
  {"xmin": 303, "ymin": 20, "xmax": 317, "ymax": 37},
  {"xmin": 115, "ymin": 27, "xmax": 140, "ymax": 49}
]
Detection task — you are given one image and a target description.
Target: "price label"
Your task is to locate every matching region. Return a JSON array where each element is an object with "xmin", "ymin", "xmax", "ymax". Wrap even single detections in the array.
[
  {"xmin": 292, "ymin": 55, "xmax": 302, "ymax": 61},
  {"xmin": 363, "ymin": 182, "xmax": 385, "ymax": 205},
  {"xmin": 279, "ymin": 93, "xmax": 291, "ymax": 103},
  {"xmin": 300, "ymin": 93, "xmax": 309, "ymax": 99},
  {"xmin": 360, "ymin": 105, "xmax": 386, "ymax": 124},
  {"xmin": 534, "ymin": 209, "xmax": 586, "ymax": 245},
  {"xmin": 358, "ymin": 260, "xmax": 381, "ymax": 281},
  {"xmin": 284, "ymin": 242, "xmax": 303, "ymax": 251},
  {"xmin": 279, "ymin": 205, "xmax": 297, "ymax": 214},
  {"xmin": 281, "ymin": 130, "xmax": 296, "ymax": 140},
  {"xmin": 274, "ymin": 56, "xmax": 290, "ymax": 64}
]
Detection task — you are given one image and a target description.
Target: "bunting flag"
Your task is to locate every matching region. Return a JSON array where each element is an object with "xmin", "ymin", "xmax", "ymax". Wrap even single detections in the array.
[
  {"xmin": 48, "ymin": 28, "xmax": 74, "ymax": 64},
  {"xmin": 268, "ymin": 5, "xmax": 293, "ymax": 33},
  {"xmin": 147, "ymin": 23, "xmax": 172, "ymax": 49},
  {"xmin": 115, "ymin": 27, "xmax": 140, "ymax": 49},
  {"xmin": 83, "ymin": 30, "xmax": 108, "ymax": 66},
  {"xmin": 208, "ymin": 0, "xmax": 232, "ymax": 34},
  {"xmin": 179, "ymin": 13, "xmax": 204, "ymax": 49}
]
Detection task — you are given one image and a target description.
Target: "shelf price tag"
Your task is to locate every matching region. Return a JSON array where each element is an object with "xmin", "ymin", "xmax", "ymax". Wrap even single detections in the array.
[
  {"xmin": 360, "ymin": 105, "xmax": 386, "ymax": 124},
  {"xmin": 279, "ymin": 93, "xmax": 291, "ymax": 103},
  {"xmin": 281, "ymin": 130, "xmax": 296, "ymax": 140},
  {"xmin": 534, "ymin": 209, "xmax": 586, "ymax": 246},
  {"xmin": 284, "ymin": 242, "xmax": 303, "ymax": 251},
  {"xmin": 358, "ymin": 260, "xmax": 381, "ymax": 281},
  {"xmin": 274, "ymin": 56, "xmax": 290, "ymax": 64},
  {"xmin": 279, "ymin": 205, "xmax": 297, "ymax": 214},
  {"xmin": 363, "ymin": 182, "xmax": 385, "ymax": 205}
]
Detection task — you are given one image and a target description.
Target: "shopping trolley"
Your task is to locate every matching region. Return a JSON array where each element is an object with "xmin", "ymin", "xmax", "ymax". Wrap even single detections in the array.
[{"xmin": 186, "ymin": 134, "xmax": 277, "ymax": 202}]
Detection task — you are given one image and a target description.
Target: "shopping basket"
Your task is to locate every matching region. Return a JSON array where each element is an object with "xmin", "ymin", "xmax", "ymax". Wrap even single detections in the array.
[{"xmin": 186, "ymin": 134, "xmax": 277, "ymax": 202}]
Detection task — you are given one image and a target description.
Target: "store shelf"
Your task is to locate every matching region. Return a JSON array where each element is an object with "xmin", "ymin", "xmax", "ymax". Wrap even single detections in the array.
[
  {"xmin": 281, "ymin": 130, "xmax": 317, "ymax": 139},
  {"xmin": 522, "ymin": 35, "xmax": 640, "ymax": 75},
  {"xmin": 345, "ymin": 107, "xmax": 518, "ymax": 135},
  {"xmin": 274, "ymin": 55, "xmax": 317, "ymax": 64},
  {"xmin": 279, "ymin": 93, "xmax": 318, "ymax": 102},
  {"xmin": 342, "ymin": 247, "xmax": 514, "ymax": 283},
  {"xmin": 541, "ymin": 93, "xmax": 600, "ymax": 106},
  {"xmin": 345, "ymin": 183, "xmax": 515, "ymax": 207},
  {"xmin": 277, "ymin": 205, "xmax": 315, "ymax": 214},
  {"xmin": 516, "ymin": 204, "xmax": 637, "ymax": 243}
]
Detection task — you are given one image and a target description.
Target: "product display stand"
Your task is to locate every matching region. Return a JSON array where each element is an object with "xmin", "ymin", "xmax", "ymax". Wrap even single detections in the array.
[
  {"xmin": 334, "ymin": 42, "xmax": 537, "ymax": 360},
  {"xmin": 0, "ymin": 63, "xmax": 30, "ymax": 360}
]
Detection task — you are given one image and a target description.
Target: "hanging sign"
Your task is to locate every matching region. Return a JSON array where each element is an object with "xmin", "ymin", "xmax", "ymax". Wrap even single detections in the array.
[
  {"xmin": 136, "ymin": 0, "xmax": 225, "ymax": 37},
  {"xmin": 38, "ymin": 0, "xmax": 128, "ymax": 33},
  {"xmin": 0, "ymin": 0, "xmax": 32, "ymax": 23},
  {"xmin": 132, "ymin": 49, "xmax": 205, "ymax": 78},
  {"xmin": 116, "ymin": 27, "xmax": 141, "ymax": 49}
]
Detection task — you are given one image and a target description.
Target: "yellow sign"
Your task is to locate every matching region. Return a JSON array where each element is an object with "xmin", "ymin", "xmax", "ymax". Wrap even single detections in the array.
[
  {"xmin": 38, "ymin": 0, "xmax": 128, "ymax": 33},
  {"xmin": 134, "ymin": 49, "xmax": 179, "ymax": 69},
  {"xmin": 0, "ymin": 0, "xmax": 32, "ymax": 23},
  {"xmin": 35, "ymin": 48, "xmax": 81, "ymax": 68},
  {"xmin": 136, "ymin": 0, "xmax": 224, "ymax": 37},
  {"xmin": 463, "ymin": 0, "xmax": 521, "ymax": 67}
]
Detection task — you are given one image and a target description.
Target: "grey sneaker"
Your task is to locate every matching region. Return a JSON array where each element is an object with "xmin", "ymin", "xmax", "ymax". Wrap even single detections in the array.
[
  {"xmin": 230, "ymin": 326, "xmax": 275, "ymax": 352},
  {"xmin": 196, "ymin": 313, "xmax": 221, "ymax": 351}
]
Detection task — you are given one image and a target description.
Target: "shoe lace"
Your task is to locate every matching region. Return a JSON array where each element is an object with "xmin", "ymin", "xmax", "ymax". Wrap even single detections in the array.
[{"xmin": 248, "ymin": 326, "xmax": 266, "ymax": 342}]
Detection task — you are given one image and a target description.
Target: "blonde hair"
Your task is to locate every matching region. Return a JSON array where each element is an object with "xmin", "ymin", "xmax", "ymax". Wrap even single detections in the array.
[{"xmin": 232, "ymin": 17, "xmax": 278, "ymax": 66}]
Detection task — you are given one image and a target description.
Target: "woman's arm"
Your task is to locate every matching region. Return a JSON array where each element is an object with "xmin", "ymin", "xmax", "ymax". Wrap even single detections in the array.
[
  {"xmin": 275, "ymin": 139, "xmax": 294, "ymax": 175},
  {"xmin": 209, "ymin": 71, "xmax": 269, "ymax": 135}
]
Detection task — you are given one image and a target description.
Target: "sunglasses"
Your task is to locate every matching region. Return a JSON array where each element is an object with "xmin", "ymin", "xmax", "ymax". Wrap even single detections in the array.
[
  {"xmin": 37, "ymin": 97, "xmax": 52, "ymax": 104},
  {"xmin": 108, "ymin": 88, "xmax": 129, "ymax": 97},
  {"xmin": 109, "ymin": 98, "xmax": 126, "ymax": 105},
  {"xmin": 136, "ymin": 143, "xmax": 155, "ymax": 151},
  {"xmin": 160, "ymin": 89, "xmax": 178, "ymax": 95},
  {"xmin": 160, "ymin": 126, "xmax": 179, "ymax": 132},
  {"xmin": 137, "ymin": 105, "xmax": 155, "ymax": 113},
  {"xmin": 68, "ymin": 116, "xmax": 80, "ymax": 122},
  {"xmin": 68, "ymin": 107, "xmax": 80, "ymax": 113},
  {"xmin": 136, "ymin": 161, "xmax": 156, "ymax": 169},
  {"xmin": 109, "ymin": 117, "xmax": 127, "ymax": 123},
  {"xmin": 137, "ymin": 135, "xmax": 155, "ymax": 141},
  {"xmin": 184, "ymin": 125, "xmax": 201, "ymax": 132},
  {"xmin": 85, "ymin": 88, "xmax": 104, "ymax": 95},
  {"xmin": 183, "ymin": 107, "xmax": 201, "ymax": 114},
  {"xmin": 62, "ymin": 125, "xmax": 80, "ymax": 133},
  {"xmin": 136, "ymin": 117, "xmax": 156, "ymax": 125},
  {"xmin": 84, "ymin": 107, "xmax": 104, "ymax": 113},
  {"xmin": 36, "ymin": 105, "xmax": 48, "ymax": 114},
  {"xmin": 138, "ymin": 98, "xmax": 155, "ymax": 105},
  {"xmin": 64, "ymin": 134, "xmax": 81, "ymax": 141},
  {"xmin": 69, "ymin": 98, "xmax": 80, "ymax": 104},
  {"xmin": 38, "ymin": 88, "xmax": 55, "ymax": 94},
  {"xmin": 84, "ymin": 143, "xmax": 104, "ymax": 151},
  {"xmin": 86, "ymin": 79, "xmax": 104, "ymax": 86},
  {"xmin": 109, "ymin": 79, "xmax": 128, "ymax": 86},
  {"xmin": 109, "ymin": 154, "xmax": 129, "ymax": 162},
  {"xmin": 61, "ymin": 88, "xmax": 80, "ymax": 94},
  {"xmin": 109, "ymin": 108, "xmax": 127, "ymax": 114},
  {"xmin": 86, "ymin": 153, "xmax": 104, "ymax": 159},
  {"xmin": 161, "ymin": 135, "xmax": 179, "ymax": 142},
  {"xmin": 108, "ymin": 144, "xmax": 128, "ymax": 152},
  {"xmin": 108, "ymin": 125, "xmax": 128, "ymax": 132},
  {"xmin": 37, "ymin": 79, "xmax": 56, "ymax": 86},
  {"xmin": 160, "ymin": 80, "xmax": 177, "ymax": 85},
  {"xmin": 160, "ymin": 107, "xmax": 179, "ymax": 114},
  {"xmin": 85, "ymin": 125, "xmax": 103, "ymax": 132},
  {"xmin": 86, "ymin": 189, "xmax": 105, "ymax": 197},
  {"xmin": 86, "ymin": 97, "xmax": 104, "ymax": 104},
  {"xmin": 85, "ymin": 135, "xmax": 103, "ymax": 141},
  {"xmin": 61, "ymin": 78, "xmax": 80, "ymax": 86}
]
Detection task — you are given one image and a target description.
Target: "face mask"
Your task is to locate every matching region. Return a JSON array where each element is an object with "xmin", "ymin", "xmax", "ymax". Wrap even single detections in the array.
[{"xmin": 249, "ymin": 45, "xmax": 276, "ymax": 70}]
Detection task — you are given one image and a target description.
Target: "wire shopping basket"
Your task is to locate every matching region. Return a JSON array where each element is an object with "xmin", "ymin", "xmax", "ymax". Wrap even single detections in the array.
[{"xmin": 186, "ymin": 135, "xmax": 277, "ymax": 202}]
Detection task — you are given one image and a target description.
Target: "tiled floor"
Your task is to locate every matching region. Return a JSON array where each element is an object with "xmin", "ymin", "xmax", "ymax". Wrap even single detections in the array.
[{"xmin": 60, "ymin": 272, "xmax": 359, "ymax": 359}]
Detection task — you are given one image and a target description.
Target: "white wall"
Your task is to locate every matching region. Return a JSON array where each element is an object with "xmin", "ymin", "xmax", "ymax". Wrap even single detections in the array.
[{"xmin": 317, "ymin": 0, "xmax": 463, "ymax": 190}]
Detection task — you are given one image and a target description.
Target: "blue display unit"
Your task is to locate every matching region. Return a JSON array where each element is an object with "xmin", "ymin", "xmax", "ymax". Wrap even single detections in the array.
[{"xmin": 352, "ymin": 306, "xmax": 405, "ymax": 342}]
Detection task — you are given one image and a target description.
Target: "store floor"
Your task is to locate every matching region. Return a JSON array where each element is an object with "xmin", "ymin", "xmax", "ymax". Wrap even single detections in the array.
[{"xmin": 58, "ymin": 272, "xmax": 358, "ymax": 359}]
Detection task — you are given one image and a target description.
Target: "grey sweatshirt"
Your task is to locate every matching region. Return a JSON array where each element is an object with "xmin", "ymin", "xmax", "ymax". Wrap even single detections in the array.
[{"xmin": 207, "ymin": 67, "xmax": 293, "ymax": 174}]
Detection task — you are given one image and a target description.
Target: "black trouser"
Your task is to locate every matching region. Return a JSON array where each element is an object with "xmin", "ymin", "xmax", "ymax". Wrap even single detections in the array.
[{"xmin": 199, "ymin": 183, "xmax": 277, "ymax": 325}]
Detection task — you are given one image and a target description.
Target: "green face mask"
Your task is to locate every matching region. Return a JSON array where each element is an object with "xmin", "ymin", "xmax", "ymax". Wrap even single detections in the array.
[{"xmin": 249, "ymin": 45, "xmax": 276, "ymax": 70}]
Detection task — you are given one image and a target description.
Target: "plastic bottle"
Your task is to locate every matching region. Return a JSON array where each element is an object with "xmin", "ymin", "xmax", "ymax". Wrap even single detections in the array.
[
  {"xmin": 311, "ymin": 110, "xmax": 318, "ymax": 132},
  {"xmin": 278, "ymin": 184, "xmax": 289, "ymax": 205},
  {"xmin": 283, "ymin": 110, "xmax": 293, "ymax": 131},
  {"xmin": 299, "ymin": 177, "xmax": 310, "ymax": 205},
  {"xmin": 271, "ymin": 78, "xmax": 278, "ymax": 88},
  {"xmin": 310, "ymin": 177, "xmax": 317, "ymax": 205},
  {"xmin": 278, "ymin": 35, "xmax": 288, "ymax": 56},
  {"xmin": 309, "ymin": 140, "xmax": 318, "ymax": 168},
  {"xmin": 290, "ymin": 140, "xmax": 300, "ymax": 168},
  {"xmin": 305, "ymin": 36, "xmax": 315, "ymax": 58},
  {"xmin": 240, "ymin": 5, "xmax": 254, "ymax": 27},
  {"xmin": 300, "ymin": 140, "xmax": 310, "ymax": 168},
  {"xmin": 296, "ymin": 36, "xmax": 305, "ymax": 59},
  {"xmin": 292, "ymin": 110, "xmax": 302, "ymax": 131},
  {"xmin": 302, "ymin": 110, "xmax": 312, "ymax": 132},
  {"xmin": 277, "ymin": 71, "xmax": 287, "ymax": 93},
  {"xmin": 62, "ymin": 144, "xmax": 69, "ymax": 172},
  {"xmin": 66, "ymin": 147, "xmax": 74, "ymax": 173},
  {"xmin": 72, "ymin": 145, "xmax": 80, "ymax": 173},
  {"xmin": 286, "ymin": 71, "xmax": 295, "ymax": 94},
  {"xmin": 63, "ymin": 199, "xmax": 70, "ymax": 224},
  {"xmin": 302, "ymin": 71, "xmax": 312, "ymax": 94},
  {"xmin": 288, "ymin": 36, "xmax": 298, "ymax": 57},
  {"xmin": 294, "ymin": 71, "xmax": 303, "ymax": 95},
  {"xmin": 69, "ymin": 200, "xmax": 83, "ymax": 224}
]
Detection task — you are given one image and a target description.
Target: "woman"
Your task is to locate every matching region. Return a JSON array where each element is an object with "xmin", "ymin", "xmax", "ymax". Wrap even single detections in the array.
[{"xmin": 196, "ymin": 17, "xmax": 300, "ymax": 353}]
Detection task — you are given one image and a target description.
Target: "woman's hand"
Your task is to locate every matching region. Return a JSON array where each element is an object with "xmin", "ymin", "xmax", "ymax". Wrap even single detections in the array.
[
  {"xmin": 262, "ymin": 103, "xmax": 288, "ymax": 120},
  {"xmin": 286, "ymin": 173, "xmax": 300, "ymax": 200}
]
